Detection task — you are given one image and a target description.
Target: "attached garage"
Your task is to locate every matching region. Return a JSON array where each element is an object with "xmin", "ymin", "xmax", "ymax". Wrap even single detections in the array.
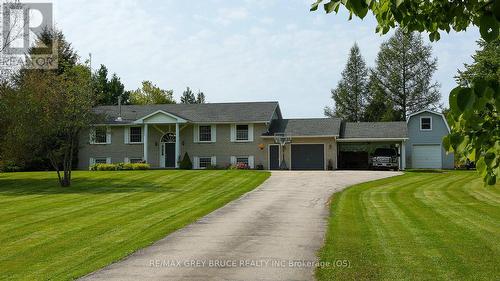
[
  {"xmin": 411, "ymin": 144, "xmax": 442, "ymax": 169},
  {"xmin": 291, "ymin": 144, "xmax": 325, "ymax": 170}
]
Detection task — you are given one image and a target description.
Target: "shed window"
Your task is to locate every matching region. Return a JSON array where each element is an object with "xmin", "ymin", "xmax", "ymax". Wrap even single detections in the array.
[
  {"xmin": 421, "ymin": 117, "xmax": 432, "ymax": 130},
  {"xmin": 236, "ymin": 157, "xmax": 249, "ymax": 166}
]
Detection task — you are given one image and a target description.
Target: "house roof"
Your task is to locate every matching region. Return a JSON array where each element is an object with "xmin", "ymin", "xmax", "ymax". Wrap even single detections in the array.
[
  {"xmin": 93, "ymin": 102, "xmax": 279, "ymax": 124},
  {"xmin": 340, "ymin": 121, "xmax": 408, "ymax": 139},
  {"xmin": 265, "ymin": 118, "xmax": 342, "ymax": 137}
]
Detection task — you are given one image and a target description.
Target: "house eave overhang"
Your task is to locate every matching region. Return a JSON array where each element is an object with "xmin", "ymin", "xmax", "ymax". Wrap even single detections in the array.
[
  {"xmin": 261, "ymin": 135, "xmax": 339, "ymax": 138},
  {"xmin": 133, "ymin": 110, "xmax": 188, "ymax": 124},
  {"xmin": 337, "ymin": 138, "xmax": 409, "ymax": 142}
]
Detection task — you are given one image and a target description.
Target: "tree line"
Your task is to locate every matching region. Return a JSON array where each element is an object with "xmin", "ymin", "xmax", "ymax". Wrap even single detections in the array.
[
  {"xmin": 92, "ymin": 64, "xmax": 207, "ymax": 106},
  {"xmin": 325, "ymin": 28, "xmax": 441, "ymax": 122}
]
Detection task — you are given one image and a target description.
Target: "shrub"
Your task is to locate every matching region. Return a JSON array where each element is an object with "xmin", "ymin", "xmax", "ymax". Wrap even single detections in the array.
[
  {"xmin": 0, "ymin": 160, "xmax": 23, "ymax": 172},
  {"xmin": 179, "ymin": 153, "xmax": 192, "ymax": 170},
  {"xmin": 89, "ymin": 163, "xmax": 150, "ymax": 171}
]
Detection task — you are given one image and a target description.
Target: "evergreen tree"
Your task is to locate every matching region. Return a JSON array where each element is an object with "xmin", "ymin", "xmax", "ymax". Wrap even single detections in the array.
[
  {"xmin": 180, "ymin": 87, "xmax": 196, "ymax": 104},
  {"xmin": 92, "ymin": 65, "xmax": 127, "ymax": 105},
  {"xmin": 369, "ymin": 29, "xmax": 441, "ymax": 121},
  {"xmin": 196, "ymin": 91, "xmax": 206, "ymax": 104},
  {"xmin": 456, "ymin": 38, "xmax": 499, "ymax": 87},
  {"xmin": 324, "ymin": 43, "xmax": 368, "ymax": 121}
]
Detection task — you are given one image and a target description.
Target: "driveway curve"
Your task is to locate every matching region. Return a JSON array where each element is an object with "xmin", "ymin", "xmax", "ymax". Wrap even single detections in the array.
[{"xmin": 80, "ymin": 171, "xmax": 401, "ymax": 281}]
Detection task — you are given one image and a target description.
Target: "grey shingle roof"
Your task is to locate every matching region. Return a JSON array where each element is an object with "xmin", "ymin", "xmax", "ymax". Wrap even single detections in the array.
[
  {"xmin": 266, "ymin": 118, "xmax": 342, "ymax": 137},
  {"xmin": 340, "ymin": 122, "xmax": 408, "ymax": 139},
  {"xmin": 93, "ymin": 102, "xmax": 279, "ymax": 124}
]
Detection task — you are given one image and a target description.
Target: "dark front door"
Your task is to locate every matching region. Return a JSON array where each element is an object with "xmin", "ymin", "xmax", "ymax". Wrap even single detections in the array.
[
  {"xmin": 165, "ymin": 143, "xmax": 176, "ymax": 168},
  {"xmin": 291, "ymin": 144, "xmax": 324, "ymax": 170},
  {"xmin": 269, "ymin": 145, "xmax": 280, "ymax": 170}
]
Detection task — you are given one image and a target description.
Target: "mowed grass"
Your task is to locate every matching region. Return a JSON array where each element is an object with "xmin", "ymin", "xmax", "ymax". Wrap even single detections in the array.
[
  {"xmin": 0, "ymin": 170, "xmax": 270, "ymax": 280},
  {"xmin": 317, "ymin": 171, "xmax": 500, "ymax": 281}
]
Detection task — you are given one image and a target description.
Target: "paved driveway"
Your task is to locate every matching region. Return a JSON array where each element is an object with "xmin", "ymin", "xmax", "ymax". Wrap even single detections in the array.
[{"xmin": 81, "ymin": 171, "xmax": 401, "ymax": 281}]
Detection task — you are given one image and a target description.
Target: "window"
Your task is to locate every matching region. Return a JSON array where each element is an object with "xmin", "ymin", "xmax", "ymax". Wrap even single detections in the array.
[
  {"xmin": 421, "ymin": 117, "xmax": 432, "ymax": 130},
  {"xmin": 199, "ymin": 157, "xmax": 212, "ymax": 168},
  {"xmin": 199, "ymin": 125, "xmax": 212, "ymax": 142},
  {"xmin": 236, "ymin": 125, "xmax": 249, "ymax": 141},
  {"xmin": 94, "ymin": 126, "xmax": 107, "ymax": 144},
  {"xmin": 236, "ymin": 156, "xmax": 249, "ymax": 166},
  {"xmin": 129, "ymin": 127, "xmax": 142, "ymax": 143},
  {"xmin": 130, "ymin": 158, "xmax": 143, "ymax": 164},
  {"xmin": 95, "ymin": 157, "xmax": 108, "ymax": 164}
]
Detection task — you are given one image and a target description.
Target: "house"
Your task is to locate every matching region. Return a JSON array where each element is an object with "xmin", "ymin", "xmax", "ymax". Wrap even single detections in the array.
[{"xmin": 78, "ymin": 102, "xmax": 453, "ymax": 170}]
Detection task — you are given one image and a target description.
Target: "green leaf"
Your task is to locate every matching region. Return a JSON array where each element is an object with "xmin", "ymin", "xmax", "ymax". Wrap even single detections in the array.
[
  {"xmin": 484, "ymin": 151, "xmax": 496, "ymax": 166},
  {"xmin": 324, "ymin": 1, "xmax": 340, "ymax": 13},
  {"xmin": 456, "ymin": 87, "xmax": 475, "ymax": 113},
  {"xmin": 449, "ymin": 86, "xmax": 461, "ymax": 116},
  {"xmin": 485, "ymin": 174, "xmax": 497, "ymax": 186},
  {"xmin": 493, "ymin": 0, "xmax": 500, "ymax": 22},
  {"xmin": 396, "ymin": 0, "xmax": 404, "ymax": 8},
  {"xmin": 442, "ymin": 135, "xmax": 451, "ymax": 152},
  {"xmin": 476, "ymin": 158, "xmax": 487, "ymax": 176},
  {"xmin": 479, "ymin": 15, "xmax": 499, "ymax": 43},
  {"xmin": 310, "ymin": 0, "xmax": 322, "ymax": 11}
]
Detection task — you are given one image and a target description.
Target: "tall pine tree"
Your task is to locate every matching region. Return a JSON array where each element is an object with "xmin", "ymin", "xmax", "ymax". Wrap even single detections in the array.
[
  {"xmin": 368, "ymin": 29, "xmax": 441, "ymax": 121},
  {"xmin": 325, "ymin": 43, "xmax": 368, "ymax": 122}
]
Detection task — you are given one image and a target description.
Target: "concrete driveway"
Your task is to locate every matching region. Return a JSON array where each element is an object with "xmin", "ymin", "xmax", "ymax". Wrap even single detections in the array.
[{"xmin": 80, "ymin": 171, "xmax": 401, "ymax": 281}]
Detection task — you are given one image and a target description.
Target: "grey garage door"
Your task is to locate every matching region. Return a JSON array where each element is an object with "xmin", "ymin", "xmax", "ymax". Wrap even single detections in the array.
[{"xmin": 291, "ymin": 144, "xmax": 325, "ymax": 170}]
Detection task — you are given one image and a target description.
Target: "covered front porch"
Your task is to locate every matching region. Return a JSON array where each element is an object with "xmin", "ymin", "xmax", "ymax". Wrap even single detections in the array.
[{"xmin": 134, "ymin": 110, "xmax": 188, "ymax": 168}]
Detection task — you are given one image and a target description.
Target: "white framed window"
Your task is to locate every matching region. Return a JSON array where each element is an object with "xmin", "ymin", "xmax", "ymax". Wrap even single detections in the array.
[
  {"xmin": 199, "ymin": 125, "xmax": 211, "ymax": 142},
  {"xmin": 193, "ymin": 156, "xmax": 216, "ymax": 169},
  {"xmin": 236, "ymin": 125, "xmax": 249, "ymax": 141},
  {"xmin": 199, "ymin": 157, "xmax": 212, "ymax": 168},
  {"xmin": 420, "ymin": 117, "xmax": 432, "ymax": 131},
  {"xmin": 194, "ymin": 124, "xmax": 216, "ymax": 143},
  {"xmin": 91, "ymin": 157, "xmax": 111, "ymax": 164},
  {"xmin": 129, "ymin": 127, "xmax": 142, "ymax": 143},
  {"xmin": 90, "ymin": 126, "xmax": 111, "ymax": 144},
  {"xmin": 231, "ymin": 124, "xmax": 253, "ymax": 142},
  {"xmin": 230, "ymin": 155, "xmax": 255, "ymax": 169}
]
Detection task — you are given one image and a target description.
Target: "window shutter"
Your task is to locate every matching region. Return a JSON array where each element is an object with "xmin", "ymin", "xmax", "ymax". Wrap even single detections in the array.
[
  {"xmin": 248, "ymin": 156, "xmax": 255, "ymax": 169},
  {"xmin": 106, "ymin": 127, "xmax": 112, "ymax": 144},
  {"xmin": 106, "ymin": 157, "xmax": 112, "ymax": 164},
  {"xmin": 89, "ymin": 157, "xmax": 95, "ymax": 166},
  {"xmin": 230, "ymin": 124, "xmax": 236, "ymax": 142},
  {"xmin": 89, "ymin": 128, "xmax": 96, "ymax": 144},
  {"xmin": 248, "ymin": 124, "xmax": 254, "ymax": 142},
  {"xmin": 193, "ymin": 156, "xmax": 200, "ymax": 169},
  {"xmin": 211, "ymin": 125, "xmax": 216, "ymax": 142},
  {"xmin": 193, "ymin": 125, "xmax": 199, "ymax": 143},
  {"xmin": 124, "ymin": 157, "xmax": 130, "ymax": 164},
  {"xmin": 124, "ymin": 127, "xmax": 129, "ymax": 144},
  {"xmin": 230, "ymin": 156, "xmax": 236, "ymax": 165},
  {"xmin": 211, "ymin": 156, "xmax": 217, "ymax": 166}
]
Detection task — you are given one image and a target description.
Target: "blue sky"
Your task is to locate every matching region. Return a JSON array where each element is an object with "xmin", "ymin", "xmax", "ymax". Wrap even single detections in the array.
[{"xmin": 53, "ymin": 0, "xmax": 480, "ymax": 118}]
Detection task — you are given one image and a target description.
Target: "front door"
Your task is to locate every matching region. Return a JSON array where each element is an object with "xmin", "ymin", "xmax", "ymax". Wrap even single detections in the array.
[
  {"xmin": 164, "ymin": 143, "xmax": 176, "ymax": 168},
  {"xmin": 269, "ymin": 145, "xmax": 280, "ymax": 170}
]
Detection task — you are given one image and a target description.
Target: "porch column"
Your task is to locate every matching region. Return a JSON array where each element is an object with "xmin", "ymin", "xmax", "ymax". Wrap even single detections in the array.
[
  {"xmin": 175, "ymin": 123, "xmax": 180, "ymax": 168},
  {"xmin": 401, "ymin": 140, "xmax": 406, "ymax": 170},
  {"xmin": 143, "ymin": 124, "xmax": 149, "ymax": 163}
]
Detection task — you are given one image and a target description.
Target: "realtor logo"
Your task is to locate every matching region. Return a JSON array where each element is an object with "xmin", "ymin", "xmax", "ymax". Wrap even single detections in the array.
[{"xmin": 1, "ymin": 1, "xmax": 56, "ymax": 70}]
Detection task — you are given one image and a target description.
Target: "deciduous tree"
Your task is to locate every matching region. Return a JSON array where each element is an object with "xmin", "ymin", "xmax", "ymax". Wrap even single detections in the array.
[{"xmin": 129, "ymin": 81, "xmax": 175, "ymax": 105}]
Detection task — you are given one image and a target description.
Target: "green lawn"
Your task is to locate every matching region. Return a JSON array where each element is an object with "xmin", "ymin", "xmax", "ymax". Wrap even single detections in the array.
[
  {"xmin": 317, "ymin": 171, "xmax": 500, "ymax": 281},
  {"xmin": 0, "ymin": 170, "xmax": 269, "ymax": 281}
]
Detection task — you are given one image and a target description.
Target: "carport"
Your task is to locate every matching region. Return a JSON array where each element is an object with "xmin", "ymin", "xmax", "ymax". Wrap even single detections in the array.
[{"xmin": 337, "ymin": 122, "xmax": 408, "ymax": 170}]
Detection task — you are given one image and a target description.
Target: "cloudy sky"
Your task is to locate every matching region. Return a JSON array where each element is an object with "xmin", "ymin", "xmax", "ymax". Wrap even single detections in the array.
[{"xmin": 52, "ymin": 0, "xmax": 480, "ymax": 118}]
